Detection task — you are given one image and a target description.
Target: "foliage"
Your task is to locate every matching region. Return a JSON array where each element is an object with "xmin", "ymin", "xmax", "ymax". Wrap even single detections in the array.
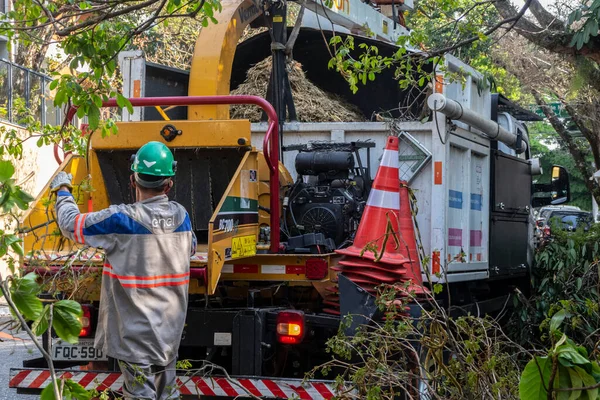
[
  {"xmin": 325, "ymin": 0, "xmax": 519, "ymax": 97},
  {"xmin": 1, "ymin": 131, "xmax": 84, "ymax": 396},
  {"xmin": 40, "ymin": 379, "xmax": 91, "ymax": 400},
  {"xmin": 0, "ymin": 0, "xmax": 222, "ymax": 132},
  {"xmin": 519, "ymin": 308, "xmax": 600, "ymax": 400},
  {"xmin": 310, "ymin": 286, "xmax": 524, "ymax": 399},
  {"xmin": 132, "ymin": 17, "xmax": 204, "ymax": 71},
  {"xmin": 568, "ymin": 2, "xmax": 600, "ymax": 50},
  {"xmin": 511, "ymin": 222, "xmax": 600, "ymax": 351},
  {"xmin": 520, "ymin": 333, "xmax": 600, "ymax": 400}
]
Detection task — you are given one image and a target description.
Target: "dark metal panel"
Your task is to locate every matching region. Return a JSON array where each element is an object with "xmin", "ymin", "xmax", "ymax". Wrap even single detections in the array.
[
  {"xmin": 209, "ymin": 149, "xmax": 246, "ymax": 210},
  {"xmin": 96, "ymin": 151, "xmax": 135, "ymax": 205},
  {"xmin": 232, "ymin": 311, "xmax": 265, "ymax": 376},
  {"xmin": 492, "ymin": 151, "xmax": 531, "ymax": 214},
  {"xmin": 181, "ymin": 309, "xmax": 236, "ymax": 347},
  {"xmin": 144, "ymin": 62, "xmax": 189, "ymax": 121},
  {"xmin": 489, "ymin": 217, "xmax": 529, "ymax": 277},
  {"xmin": 489, "ymin": 149, "xmax": 532, "ymax": 277}
]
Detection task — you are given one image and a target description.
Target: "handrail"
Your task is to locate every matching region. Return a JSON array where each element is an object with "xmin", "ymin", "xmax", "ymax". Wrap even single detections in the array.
[{"xmin": 63, "ymin": 95, "xmax": 281, "ymax": 253}]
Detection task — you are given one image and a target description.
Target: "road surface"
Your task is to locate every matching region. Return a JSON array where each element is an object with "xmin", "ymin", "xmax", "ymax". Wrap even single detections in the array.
[{"xmin": 0, "ymin": 305, "xmax": 38, "ymax": 399}]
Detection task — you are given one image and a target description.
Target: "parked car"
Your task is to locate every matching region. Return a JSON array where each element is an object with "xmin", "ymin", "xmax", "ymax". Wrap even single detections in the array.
[
  {"xmin": 534, "ymin": 205, "xmax": 582, "ymax": 245},
  {"xmin": 537, "ymin": 209, "xmax": 593, "ymax": 245}
]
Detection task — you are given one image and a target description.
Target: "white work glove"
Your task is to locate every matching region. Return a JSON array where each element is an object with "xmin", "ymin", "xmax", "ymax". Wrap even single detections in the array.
[{"xmin": 50, "ymin": 171, "xmax": 73, "ymax": 193}]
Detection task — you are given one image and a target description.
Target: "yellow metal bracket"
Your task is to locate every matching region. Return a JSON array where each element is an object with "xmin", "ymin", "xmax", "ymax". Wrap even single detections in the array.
[{"xmin": 154, "ymin": 106, "xmax": 171, "ymax": 121}]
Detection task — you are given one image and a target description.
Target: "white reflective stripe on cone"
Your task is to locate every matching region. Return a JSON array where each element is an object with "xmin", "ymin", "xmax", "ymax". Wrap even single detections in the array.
[
  {"xmin": 380, "ymin": 149, "xmax": 400, "ymax": 169},
  {"xmin": 366, "ymin": 188, "xmax": 400, "ymax": 209}
]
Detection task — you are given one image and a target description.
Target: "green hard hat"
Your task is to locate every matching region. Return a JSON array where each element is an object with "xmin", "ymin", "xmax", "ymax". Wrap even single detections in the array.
[{"xmin": 131, "ymin": 141, "xmax": 176, "ymax": 177}]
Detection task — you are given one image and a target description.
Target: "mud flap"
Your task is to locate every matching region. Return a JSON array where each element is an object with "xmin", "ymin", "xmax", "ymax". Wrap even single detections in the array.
[
  {"xmin": 207, "ymin": 151, "xmax": 260, "ymax": 294},
  {"xmin": 338, "ymin": 274, "xmax": 379, "ymax": 336}
]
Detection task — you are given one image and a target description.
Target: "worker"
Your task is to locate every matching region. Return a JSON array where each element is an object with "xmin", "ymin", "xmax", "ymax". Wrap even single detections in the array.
[{"xmin": 50, "ymin": 141, "xmax": 196, "ymax": 400}]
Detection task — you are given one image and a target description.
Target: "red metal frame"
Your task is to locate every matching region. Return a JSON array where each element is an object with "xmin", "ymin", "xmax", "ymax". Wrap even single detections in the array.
[{"xmin": 62, "ymin": 96, "xmax": 280, "ymax": 253}]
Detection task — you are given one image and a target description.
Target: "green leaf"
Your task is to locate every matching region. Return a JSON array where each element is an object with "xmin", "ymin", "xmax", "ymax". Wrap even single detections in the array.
[
  {"xmin": 76, "ymin": 106, "xmax": 86, "ymax": 119},
  {"xmin": 40, "ymin": 383, "xmax": 56, "ymax": 400},
  {"xmin": 556, "ymin": 365, "xmax": 572, "ymax": 400},
  {"xmin": 64, "ymin": 379, "xmax": 92, "ymax": 400},
  {"xmin": 5, "ymin": 234, "xmax": 24, "ymax": 256},
  {"xmin": 123, "ymin": 97, "xmax": 133, "ymax": 115},
  {"xmin": 567, "ymin": 366, "xmax": 584, "ymax": 400},
  {"xmin": 87, "ymin": 105, "xmax": 100, "ymax": 130},
  {"xmin": 54, "ymin": 89, "xmax": 66, "ymax": 107},
  {"xmin": 31, "ymin": 304, "xmax": 50, "ymax": 336},
  {"xmin": 574, "ymin": 365, "xmax": 599, "ymax": 399},
  {"xmin": 13, "ymin": 188, "xmax": 33, "ymax": 210},
  {"xmin": 0, "ymin": 160, "xmax": 15, "ymax": 182},
  {"xmin": 590, "ymin": 363, "xmax": 600, "ymax": 382},
  {"xmin": 15, "ymin": 188, "xmax": 34, "ymax": 203},
  {"xmin": 116, "ymin": 93, "xmax": 126, "ymax": 108},
  {"xmin": 10, "ymin": 273, "xmax": 43, "ymax": 320},
  {"xmin": 551, "ymin": 309, "xmax": 569, "ymax": 332},
  {"xmin": 557, "ymin": 344, "xmax": 591, "ymax": 367},
  {"xmin": 520, "ymin": 356, "xmax": 552, "ymax": 400},
  {"xmin": 52, "ymin": 300, "xmax": 83, "ymax": 344}
]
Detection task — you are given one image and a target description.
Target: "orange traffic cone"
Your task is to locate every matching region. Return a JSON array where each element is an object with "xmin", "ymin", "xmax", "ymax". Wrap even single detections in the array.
[
  {"xmin": 336, "ymin": 136, "xmax": 409, "ymax": 265},
  {"xmin": 398, "ymin": 181, "xmax": 427, "ymax": 294}
]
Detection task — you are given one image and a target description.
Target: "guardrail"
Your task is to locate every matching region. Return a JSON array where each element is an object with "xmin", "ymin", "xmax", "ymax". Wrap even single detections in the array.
[{"xmin": 0, "ymin": 58, "xmax": 61, "ymax": 126}]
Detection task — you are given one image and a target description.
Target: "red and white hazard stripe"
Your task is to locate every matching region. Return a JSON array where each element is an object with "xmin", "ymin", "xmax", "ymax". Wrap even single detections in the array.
[
  {"xmin": 9, "ymin": 369, "xmax": 341, "ymax": 399},
  {"xmin": 73, "ymin": 214, "xmax": 88, "ymax": 244}
]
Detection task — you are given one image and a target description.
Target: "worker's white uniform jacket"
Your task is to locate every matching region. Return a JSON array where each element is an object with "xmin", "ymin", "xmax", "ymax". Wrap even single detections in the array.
[{"xmin": 55, "ymin": 190, "xmax": 196, "ymax": 366}]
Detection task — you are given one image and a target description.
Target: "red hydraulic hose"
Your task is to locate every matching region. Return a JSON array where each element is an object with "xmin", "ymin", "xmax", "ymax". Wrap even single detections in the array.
[{"xmin": 62, "ymin": 95, "xmax": 281, "ymax": 253}]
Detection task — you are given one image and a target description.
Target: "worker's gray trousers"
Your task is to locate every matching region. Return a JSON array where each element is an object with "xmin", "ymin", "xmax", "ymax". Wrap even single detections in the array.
[{"xmin": 118, "ymin": 359, "xmax": 179, "ymax": 400}]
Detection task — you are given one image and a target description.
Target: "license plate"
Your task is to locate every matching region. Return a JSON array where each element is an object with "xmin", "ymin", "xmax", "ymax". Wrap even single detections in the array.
[{"xmin": 52, "ymin": 338, "xmax": 107, "ymax": 361}]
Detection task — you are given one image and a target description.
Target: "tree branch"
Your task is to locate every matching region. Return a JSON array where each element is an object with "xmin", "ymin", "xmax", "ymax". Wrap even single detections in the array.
[
  {"xmin": 494, "ymin": 0, "xmax": 600, "ymax": 63},
  {"xmin": 561, "ymin": 99, "xmax": 600, "ymax": 169},
  {"xmin": 53, "ymin": 0, "xmax": 159, "ymax": 36},
  {"xmin": 528, "ymin": 0, "xmax": 564, "ymax": 31},
  {"xmin": 427, "ymin": 0, "xmax": 534, "ymax": 58}
]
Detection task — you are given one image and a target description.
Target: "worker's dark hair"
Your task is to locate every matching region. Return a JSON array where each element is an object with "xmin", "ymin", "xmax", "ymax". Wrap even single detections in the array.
[{"xmin": 136, "ymin": 173, "xmax": 171, "ymax": 194}]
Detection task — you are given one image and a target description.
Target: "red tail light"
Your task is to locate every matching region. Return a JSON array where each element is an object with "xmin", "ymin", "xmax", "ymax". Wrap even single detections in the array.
[
  {"xmin": 276, "ymin": 310, "xmax": 305, "ymax": 345},
  {"xmin": 543, "ymin": 226, "xmax": 551, "ymax": 237},
  {"xmin": 79, "ymin": 305, "xmax": 92, "ymax": 337}
]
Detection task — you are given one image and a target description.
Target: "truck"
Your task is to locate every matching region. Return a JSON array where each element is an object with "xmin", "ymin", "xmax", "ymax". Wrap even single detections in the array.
[{"xmin": 9, "ymin": 0, "xmax": 570, "ymax": 398}]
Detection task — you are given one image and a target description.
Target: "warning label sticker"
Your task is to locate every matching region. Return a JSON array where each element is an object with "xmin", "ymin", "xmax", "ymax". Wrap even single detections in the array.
[{"xmin": 231, "ymin": 235, "xmax": 256, "ymax": 259}]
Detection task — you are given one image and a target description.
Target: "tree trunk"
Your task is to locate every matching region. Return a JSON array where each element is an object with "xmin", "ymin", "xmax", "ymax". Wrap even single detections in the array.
[{"xmin": 561, "ymin": 101, "xmax": 600, "ymax": 170}]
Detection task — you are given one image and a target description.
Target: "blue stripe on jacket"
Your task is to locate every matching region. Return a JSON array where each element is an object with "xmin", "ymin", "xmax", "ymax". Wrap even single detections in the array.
[
  {"xmin": 174, "ymin": 215, "xmax": 192, "ymax": 233},
  {"xmin": 83, "ymin": 213, "xmax": 152, "ymax": 236}
]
